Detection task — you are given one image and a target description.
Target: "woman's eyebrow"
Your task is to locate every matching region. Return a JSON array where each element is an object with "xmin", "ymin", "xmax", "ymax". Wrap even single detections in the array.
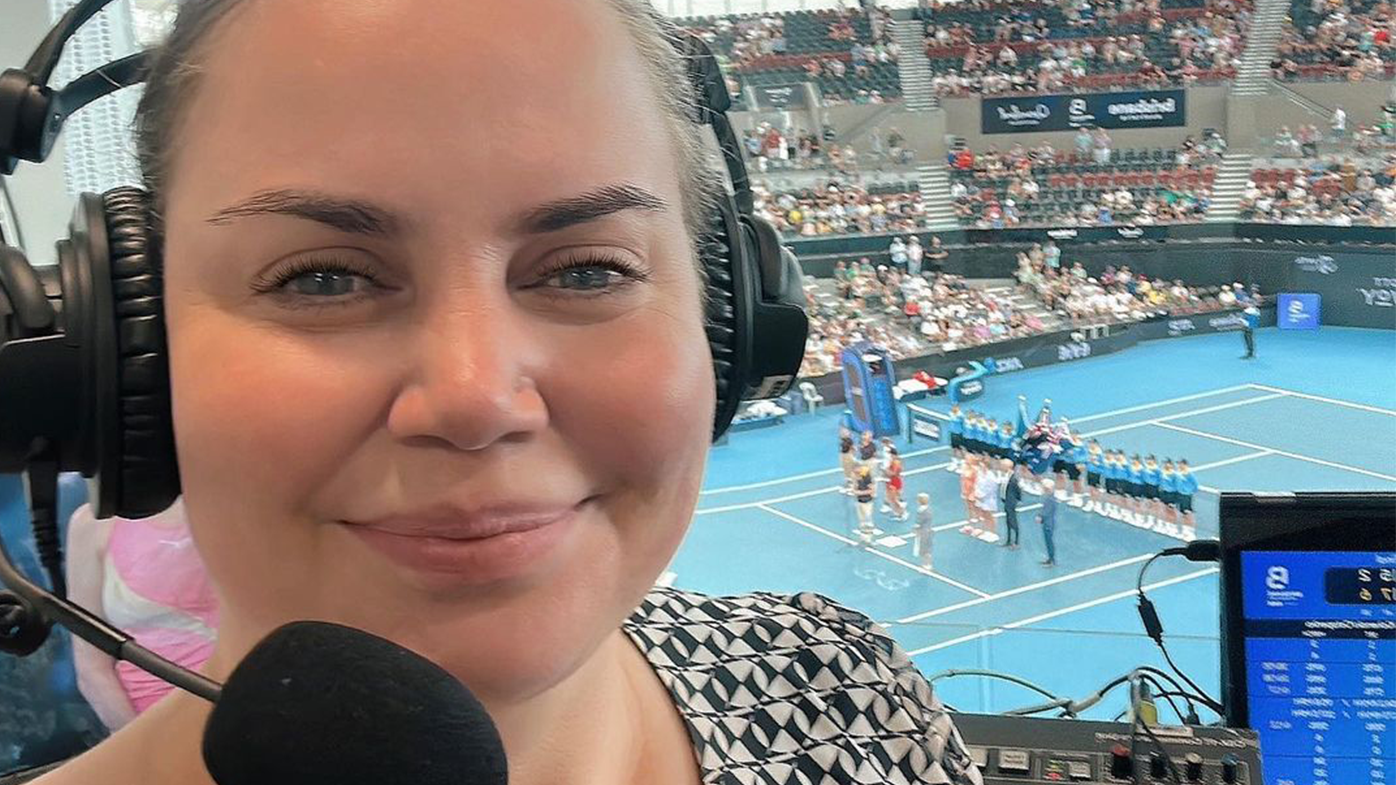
[
  {"xmin": 517, "ymin": 183, "xmax": 668, "ymax": 234},
  {"xmin": 206, "ymin": 188, "xmax": 402, "ymax": 237},
  {"xmin": 204, "ymin": 183, "xmax": 667, "ymax": 237}
]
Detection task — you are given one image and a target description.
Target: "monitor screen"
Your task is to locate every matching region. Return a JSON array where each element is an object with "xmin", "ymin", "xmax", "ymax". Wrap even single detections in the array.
[{"xmin": 1238, "ymin": 549, "xmax": 1396, "ymax": 785}]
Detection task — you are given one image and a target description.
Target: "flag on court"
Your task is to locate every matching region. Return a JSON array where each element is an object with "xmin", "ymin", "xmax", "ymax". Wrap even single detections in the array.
[
  {"xmin": 1014, "ymin": 395, "xmax": 1030, "ymax": 440},
  {"xmin": 1017, "ymin": 397, "xmax": 1062, "ymax": 475}
]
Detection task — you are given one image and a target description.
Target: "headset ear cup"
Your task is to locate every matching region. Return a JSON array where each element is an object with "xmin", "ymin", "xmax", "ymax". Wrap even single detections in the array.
[
  {"xmin": 703, "ymin": 210, "xmax": 738, "ymax": 441},
  {"xmin": 98, "ymin": 187, "xmax": 180, "ymax": 517}
]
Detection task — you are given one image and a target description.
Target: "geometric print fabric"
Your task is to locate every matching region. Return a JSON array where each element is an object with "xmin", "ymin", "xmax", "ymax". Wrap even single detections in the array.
[{"xmin": 622, "ymin": 588, "xmax": 984, "ymax": 784}]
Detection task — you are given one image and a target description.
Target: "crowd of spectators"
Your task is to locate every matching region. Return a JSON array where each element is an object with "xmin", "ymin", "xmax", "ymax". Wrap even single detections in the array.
[
  {"xmin": 921, "ymin": 0, "xmax": 1249, "ymax": 96},
  {"xmin": 949, "ymin": 135, "xmax": 1221, "ymax": 228},
  {"xmin": 1272, "ymin": 0, "xmax": 1395, "ymax": 82},
  {"xmin": 754, "ymin": 179, "xmax": 933, "ymax": 236},
  {"xmin": 678, "ymin": 6, "xmax": 902, "ymax": 107},
  {"xmin": 742, "ymin": 124, "xmax": 914, "ymax": 173},
  {"xmin": 802, "ymin": 260, "xmax": 1048, "ymax": 376},
  {"xmin": 1014, "ymin": 243, "xmax": 1265, "ymax": 324},
  {"xmin": 1239, "ymin": 152, "xmax": 1396, "ymax": 225},
  {"xmin": 800, "ymin": 243, "xmax": 1263, "ymax": 378}
]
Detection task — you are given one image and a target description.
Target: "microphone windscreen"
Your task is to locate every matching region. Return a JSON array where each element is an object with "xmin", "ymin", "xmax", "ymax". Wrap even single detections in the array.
[{"xmin": 202, "ymin": 621, "xmax": 508, "ymax": 785}]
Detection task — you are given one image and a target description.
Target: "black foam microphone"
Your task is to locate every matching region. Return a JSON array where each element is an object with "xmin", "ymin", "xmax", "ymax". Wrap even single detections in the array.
[{"xmin": 203, "ymin": 621, "xmax": 508, "ymax": 785}]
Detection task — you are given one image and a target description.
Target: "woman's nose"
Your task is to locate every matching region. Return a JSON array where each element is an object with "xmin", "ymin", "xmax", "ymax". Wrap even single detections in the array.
[{"xmin": 385, "ymin": 301, "xmax": 549, "ymax": 452}]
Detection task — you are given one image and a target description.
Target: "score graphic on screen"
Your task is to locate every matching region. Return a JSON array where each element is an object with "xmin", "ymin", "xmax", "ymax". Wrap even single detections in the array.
[
  {"xmin": 1326, "ymin": 567, "xmax": 1396, "ymax": 605},
  {"xmin": 1241, "ymin": 551, "xmax": 1396, "ymax": 785}
]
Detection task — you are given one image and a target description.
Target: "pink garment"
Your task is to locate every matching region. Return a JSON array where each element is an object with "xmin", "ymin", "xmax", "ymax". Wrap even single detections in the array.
[{"xmin": 100, "ymin": 505, "xmax": 219, "ymax": 713}]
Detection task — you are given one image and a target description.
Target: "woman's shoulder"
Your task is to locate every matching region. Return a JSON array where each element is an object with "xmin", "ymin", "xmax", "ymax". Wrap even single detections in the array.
[
  {"xmin": 626, "ymin": 587, "xmax": 909, "ymax": 671},
  {"xmin": 624, "ymin": 587, "xmax": 982, "ymax": 784}
]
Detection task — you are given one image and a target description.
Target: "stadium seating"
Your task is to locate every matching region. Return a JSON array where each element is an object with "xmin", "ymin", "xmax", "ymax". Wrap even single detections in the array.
[
  {"xmin": 1272, "ymin": 0, "xmax": 1395, "ymax": 82},
  {"xmin": 755, "ymin": 180, "xmax": 931, "ymax": 237},
  {"xmin": 1239, "ymin": 156, "xmax": 1396, "ymax": 225},
  {"xmin": 919, "ymin": 0, "xmax": 1248, "ymax": 96},
  {"xmin": 675, "ymin": 8, "xmax": 902, "ymax": 108},
  {"xmin": 949, "ymin": 144, "xmax": 1218, "ymax": 227}
]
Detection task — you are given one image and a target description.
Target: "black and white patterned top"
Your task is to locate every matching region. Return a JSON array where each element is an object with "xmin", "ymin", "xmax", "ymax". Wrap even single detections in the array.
[{"xmin": 622, "ymin": 588, "xmax": 984, "ymax": 785}]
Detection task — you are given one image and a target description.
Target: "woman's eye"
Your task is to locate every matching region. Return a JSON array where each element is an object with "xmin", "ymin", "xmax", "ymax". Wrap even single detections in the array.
[
  {"xmin": 253, "ymin": 259, "xmax": 382, "ymax": 305},
  {"xmin": 285, "ymin": 269, "xmax": 372, "ymax": 297},
  {"xmin": 533, "ymin": 258, "xmax": 647, "ymax": 294}
]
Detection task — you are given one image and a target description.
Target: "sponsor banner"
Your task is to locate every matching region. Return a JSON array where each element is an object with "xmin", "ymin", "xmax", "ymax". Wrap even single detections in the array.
[
  {"xmin": 990, "ymin": 356, "xmax": 1025, "ymax": 373},
  {"xmin": 981, "ymin": 89, "xmax": 1186, "ymax": 134},
  {"xmin": 1360, "ymin": 276, "xmax": 1396, "ymax": 310},
  {"xmin": 1290, "ymin": 253, "xmax": 1396, "ymax": 329},
  {"xmin": 1293, "ymin": 254, "xmax": 1340, "ymax": 275},
  {"xmin": 752, "ymin": 84, "xmax": 806, "ymax": 110},
  {"xmin": 911, "ymin": 418, "xmax": 942, "ymax": 442},
  {"xmin": 962, "ymin": 224, "xmax": 1171, "ymax": 245},
  {"xmin": 1278, "ymin": 293, "xmax": 1321, "ymax": 330}
]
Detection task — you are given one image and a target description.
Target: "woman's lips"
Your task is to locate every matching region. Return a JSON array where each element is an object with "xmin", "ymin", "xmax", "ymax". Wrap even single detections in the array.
[{"xmin": 340, "ymin": 504, "xmax": 583, "ymax": 585}]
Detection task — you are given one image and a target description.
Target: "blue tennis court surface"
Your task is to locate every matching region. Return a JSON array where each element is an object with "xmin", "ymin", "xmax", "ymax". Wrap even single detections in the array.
[{"xmin": 673, "ymin": 327, "xmax": 1396, "ymax": 720}]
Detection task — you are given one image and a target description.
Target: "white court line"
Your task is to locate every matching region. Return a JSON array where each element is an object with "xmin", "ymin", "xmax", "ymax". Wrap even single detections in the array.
[
  {"xmin": 1191, "ymin": 450, "xmax": 1274, "ymax": 471},
  {"xmin": 896, "ymin": 553, "xmax": 1155, "ymax": 624},
  {"xmin": 698, "ymin": 384, "xmax": 1256, "ymax": 496},
  {"xmin": 692, "ymin": 458, "xmax": 954, "ymax": 514},
  {"xmin": 700, "ymin": 445, "xmax": 946, "ymax": 495},
  {"xmin": 1156, "ymin": 422, "xmax": 1396, "ymax": 484},
  {"xmin": 756, "ymin": 504, "xmax": 992, "ymax": 599},
  {"xmin": 1080, "ymin": 394, "xmax": 1283, "ymax": 439},
  {"xmin": 1246, "ymin": 384, "xmax": 1396, "ymax": 418},
  {"xmin": 1065, "ymin": 384, "xmax": 1257, "ymax": 424},
  {"xmin": 905, "ymin": 568, "xmax": 1219, "ymax": 656}
]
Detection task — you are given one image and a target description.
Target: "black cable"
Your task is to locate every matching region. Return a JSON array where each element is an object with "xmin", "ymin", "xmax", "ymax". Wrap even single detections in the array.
[
  {"xmin": 1130, "ymin": 672, "xmax": 1183, "ymax": 785},
  {"xmin": 1136, "ymin": 541, "xmax": 1224, "ymax": 714},
  {"xmin": 1135, "ymin": 666, "xmax": 1199, "ymax": 716},
  {"xmin": 1137, "ymin": 673, "xmax": 1186, "ymax": 724},
  {"xmin": 1134, "ymin": 664, "xmax": 1217, "ymax": 716},
  {"xmin": 927, "ymin": 669, "xmax": 1069, "ymax": 711}
]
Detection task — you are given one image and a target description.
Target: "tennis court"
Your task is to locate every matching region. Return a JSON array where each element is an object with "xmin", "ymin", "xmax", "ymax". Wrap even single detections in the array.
[{"xmin": 673, "ymin": 326, "xmax": 1396, "ymax": 720}]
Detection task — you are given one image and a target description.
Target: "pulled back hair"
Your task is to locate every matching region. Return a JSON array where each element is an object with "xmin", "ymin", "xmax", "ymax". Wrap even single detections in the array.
[{"xmin": 133, "ymin": 0, "xmax": 722, "ymax": 261}]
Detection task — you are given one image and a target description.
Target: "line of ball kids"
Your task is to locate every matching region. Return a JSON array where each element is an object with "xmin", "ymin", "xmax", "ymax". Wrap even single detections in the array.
[{"xmin": 944, "ymin": 403, "xmax": 1200, "ymax": 541}]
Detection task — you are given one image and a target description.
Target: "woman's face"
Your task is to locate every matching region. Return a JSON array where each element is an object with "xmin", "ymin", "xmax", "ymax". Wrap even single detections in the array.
[{"xmin": 160, "ymin": 0, "xmax": 713, "ymax": 702}]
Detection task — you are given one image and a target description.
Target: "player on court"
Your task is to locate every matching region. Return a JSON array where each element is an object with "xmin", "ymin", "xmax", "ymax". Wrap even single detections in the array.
[
  {"xmin": 996, "ymin": 421, "xmax": 1016, "ymax": 463},
  {"xmin": 1063, "ymin": 430, "xmax": 1087, "ymax": 507},
  {"xmin": 947, "ymin": 404, "xmax": 965, "ymax": 472},
  {"xmin": 913, "ymin": 493, "xmax": 934, "ymax": 569},
  {"xmin": 858, "ymin": 431, "xmax": 878, "ymax": 477},
  {"xmin": 966, "ymin": 410, "xmax": 988, "ymax": 458},
  {"xmin": 1084, "ymin": 440, "xmax": 1106, "ymax": 514},
  {"xmin": 959, "ymin": 454, "xmax": 980, "ymax": 535},
  {"xmin": 1159, "ymin": 459, "xmax": 1179, "ymax": 534},
  {"xmin": 854, "ymin": 466, "xmax": 877, "ymax": 545},
  {"xmin": 884, "ymin": 449, "xmax": 908, "ymax": 522},
  {"xmin": 1174, "ymin": 459, "xmax": 1199, "ymax": 539},
  {"xmin": 973, "ymin": 457, "xmax": 1001, "ymax": 542},
  {"xmin": 1125, "ymin": 454, "xmax": 1146, "ymax": 527},
  {"xmin": 1141, "ymin": 455, "xmax": 1162, "ymax": 530},
  {"xmin": 1103, "ymin": 450, "xmax": 1126, "ymax": 521},
  {"xmin": 838, "ymin": 426, "xmax": 857, "ymax": 495}
]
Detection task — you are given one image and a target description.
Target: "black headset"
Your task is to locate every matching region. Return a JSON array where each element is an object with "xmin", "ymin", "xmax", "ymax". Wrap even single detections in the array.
[{"xmin": 0, "ymin": 0, "xmax": 807, "ymax": 655}]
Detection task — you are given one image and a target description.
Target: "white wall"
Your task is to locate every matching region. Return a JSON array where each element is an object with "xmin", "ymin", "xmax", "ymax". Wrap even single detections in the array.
[{"xmin": 1, "ymin": 0, "xmax": 73, "ymax": 263}]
